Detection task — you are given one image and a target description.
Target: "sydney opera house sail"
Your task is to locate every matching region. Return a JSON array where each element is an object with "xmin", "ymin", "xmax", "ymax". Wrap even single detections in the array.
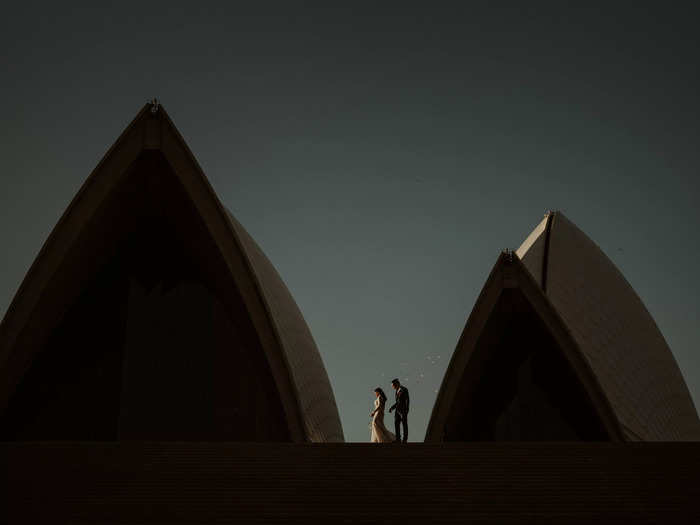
[
  {"xmin": 427, "ymin": 212, "xmax": 700, "ymax": 442},
  {"xmin": 0, "ymin": 103, "xmax": 344, "ymax": 443}
]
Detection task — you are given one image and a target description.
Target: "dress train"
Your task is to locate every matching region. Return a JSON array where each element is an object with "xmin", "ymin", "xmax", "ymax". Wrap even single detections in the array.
[{"xmin": 370, "ymin": 397, "xmax": 396, "ymax": 443}]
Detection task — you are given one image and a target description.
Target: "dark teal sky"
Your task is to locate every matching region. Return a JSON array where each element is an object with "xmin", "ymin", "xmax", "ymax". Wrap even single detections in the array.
[{"xmin": 1, "ymin": 3, "xmax": 699, "ymax": 442}]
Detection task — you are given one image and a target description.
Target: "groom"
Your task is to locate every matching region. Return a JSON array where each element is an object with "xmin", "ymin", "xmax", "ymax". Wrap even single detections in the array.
[{"xmin": 388, "ymin": 378, "xmax": 409, "ymax": 443}]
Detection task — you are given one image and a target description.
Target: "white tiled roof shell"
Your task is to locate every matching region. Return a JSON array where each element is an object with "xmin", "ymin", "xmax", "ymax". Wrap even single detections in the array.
[
  {"xmin": 516, "ymin": 212, "xmax": 700, "ymax": 440},
  {"xmin": 227, "ymin": 213, "xmax": 344, "ymax": 443}
]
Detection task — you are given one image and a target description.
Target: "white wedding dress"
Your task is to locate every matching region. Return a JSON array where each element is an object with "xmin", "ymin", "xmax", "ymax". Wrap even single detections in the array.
[{"xmin": 370, "ymin": 397, "xmax": 396, "ymax": 443}]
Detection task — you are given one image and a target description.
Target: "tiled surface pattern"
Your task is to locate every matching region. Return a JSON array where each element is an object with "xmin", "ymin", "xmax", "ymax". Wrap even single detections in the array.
[
  {"xmin": 517, "ymin": 212, "xmax": 700, "ymax": 440},
  {"xmin": 228, "ymin": 214, "xmax": 344, "ymax": 442}
]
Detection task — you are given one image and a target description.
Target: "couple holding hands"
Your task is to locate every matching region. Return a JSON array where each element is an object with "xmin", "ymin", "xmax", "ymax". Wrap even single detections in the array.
[{"xmin": 370, "ymin": 378, "xmax": 409, "ymax": 443}]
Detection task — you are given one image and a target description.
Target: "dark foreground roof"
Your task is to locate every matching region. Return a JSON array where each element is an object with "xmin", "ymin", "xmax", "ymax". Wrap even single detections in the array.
[{"xmin": 3, "ymin": 442, "xmax": 699, "ymax": 524}]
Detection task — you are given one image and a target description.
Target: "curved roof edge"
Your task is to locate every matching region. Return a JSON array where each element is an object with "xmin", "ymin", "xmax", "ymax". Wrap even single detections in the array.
[
  {"xmin": 0, "ymin": 102, "xmax": 344, "ymax": 442},
  {"xmin": 226, "ymin": 212, "xmax": 344, "ymax": 442},
  {"xmin": 426, "ymin": 251, "xmax": 626, "ymax": 442}
]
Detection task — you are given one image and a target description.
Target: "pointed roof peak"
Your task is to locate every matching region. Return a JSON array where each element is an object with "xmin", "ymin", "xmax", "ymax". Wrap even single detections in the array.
[{"xmin": 514, "ymin": 211, "xmax": 700, "ymax": 440}]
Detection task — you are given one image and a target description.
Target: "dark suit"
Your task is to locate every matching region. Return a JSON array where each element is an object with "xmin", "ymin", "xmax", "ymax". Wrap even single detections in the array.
[{"xmin": 389, "ymin": 386, "xmax": 409, "ymax": 442}]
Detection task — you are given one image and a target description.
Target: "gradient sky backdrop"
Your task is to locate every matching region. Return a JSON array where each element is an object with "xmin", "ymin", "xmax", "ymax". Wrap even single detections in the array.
[{"xmin": 1, "ymin": 3, "xmax": 699, "ymax": 442}]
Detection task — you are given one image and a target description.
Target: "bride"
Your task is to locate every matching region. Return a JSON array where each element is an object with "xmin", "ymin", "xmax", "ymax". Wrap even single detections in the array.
[{"xmin": 369, "ymin": 387, "xmax": 396, "ymax": 443}]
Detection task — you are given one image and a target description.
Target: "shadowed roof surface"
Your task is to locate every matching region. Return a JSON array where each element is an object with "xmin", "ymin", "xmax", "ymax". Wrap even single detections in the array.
[
  {"xmin": 426, "ymin": 252, "xmax": 625, "ymax": 442},
  {"xmin": 0, "ymin": 102, "xmax": 343, "ymax": 442}
]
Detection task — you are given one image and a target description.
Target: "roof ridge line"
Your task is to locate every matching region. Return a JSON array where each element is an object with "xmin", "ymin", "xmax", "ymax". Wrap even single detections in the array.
[{"xmin": 541, "ymin": 210, "xmax": 556, "ymax": 293}]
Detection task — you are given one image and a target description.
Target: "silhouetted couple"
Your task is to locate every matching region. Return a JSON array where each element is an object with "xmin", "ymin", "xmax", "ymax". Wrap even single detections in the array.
[{"xmin": 370, "ymin": 378, "xmax": 410, "ymax": 443}]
